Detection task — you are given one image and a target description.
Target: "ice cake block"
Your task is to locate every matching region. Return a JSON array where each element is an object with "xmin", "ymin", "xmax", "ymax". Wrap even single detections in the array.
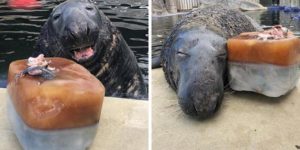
[
  {"xmin": 227, "ymin": 25, "xmax": 300, "ymax": 97},
  {"xmin": 7, "ymin": 56, "xmax": 105, "ymax": 150}
]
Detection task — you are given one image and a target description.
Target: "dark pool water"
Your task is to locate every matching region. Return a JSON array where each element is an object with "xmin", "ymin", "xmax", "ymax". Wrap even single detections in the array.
[
  {"xmin": 152, "ymin": 7, "xmax": 300, "ymax": 62},
  {"xmin": 0, "ymin": 0, "xmax": 148, "ymax": 88}
]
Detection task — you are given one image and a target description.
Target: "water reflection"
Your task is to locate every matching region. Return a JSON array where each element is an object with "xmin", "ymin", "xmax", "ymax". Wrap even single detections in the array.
[{"xmin": 152, "ymin": 14, "xmax": 181, "ymax": 59}]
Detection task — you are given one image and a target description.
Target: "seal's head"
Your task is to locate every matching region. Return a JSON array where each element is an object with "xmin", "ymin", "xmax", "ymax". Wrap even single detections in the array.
[
  {"xmin": 49, "ymin": 0, "xmax": 100, "ymax": 62},
  {"xmin": 163, "ymin": 27, "xmax": 227, "ymax": 118},
  {"xmin": 36, "ymin": 0, "xmax": 114, "ymax": 67}
]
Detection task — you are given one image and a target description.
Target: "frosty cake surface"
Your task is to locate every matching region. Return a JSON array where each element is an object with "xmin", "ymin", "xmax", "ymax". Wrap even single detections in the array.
[
  {"xmin": 7, "ymin": 58, "xmax": 105, "ymax": 130},
  {"xmin": 228, "ymin": 35, "xmax": 300, "ymax": 66}
]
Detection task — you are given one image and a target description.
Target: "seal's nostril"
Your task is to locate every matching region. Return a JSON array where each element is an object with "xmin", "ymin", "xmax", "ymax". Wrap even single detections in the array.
[{"xmin": 87, "ymin": 27, "xmax": 90, "ymax": 36}]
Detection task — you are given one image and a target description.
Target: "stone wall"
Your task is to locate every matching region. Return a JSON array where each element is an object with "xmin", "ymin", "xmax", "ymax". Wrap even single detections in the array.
[{"xmin": 173, "ymin": 0, "xmax": 261, "ymax": 11}]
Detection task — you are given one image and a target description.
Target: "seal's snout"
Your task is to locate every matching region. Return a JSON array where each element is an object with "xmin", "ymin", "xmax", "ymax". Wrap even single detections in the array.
[
  {"xmin": 178, "ymin": 75, "xmax": 224, "ymax": 119},
  {"xmin": 178, "ymin": 87, "xmax": 223, "ymax": 118},
  {"xmin": 52, "ymin": 2, "xmax": 100, "ymax": 62},
  {"xmin": 61, "ymin": 11, "xmax": 98, "ymax": 46},
  {"xmin": 62, "ymin": 19, "xmax": 98, "ymax": 61},
  {"xmin": 62, "ymin": 20, "xmax": 97, "ymax": 48}
]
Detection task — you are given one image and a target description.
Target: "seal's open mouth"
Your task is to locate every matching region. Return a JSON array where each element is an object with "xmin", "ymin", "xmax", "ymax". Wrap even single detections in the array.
[{"xmin": 70, "ymin": 45, "xmax": 95, "ymax": 62}]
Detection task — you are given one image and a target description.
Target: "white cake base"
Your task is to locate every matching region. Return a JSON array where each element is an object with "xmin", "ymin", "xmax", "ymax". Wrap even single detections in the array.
[
  {"xmin": 229, "ymin": 62, "xmax": 300, "ymax": 97},
  {"xmin": 7, "ymin": 95, "xmax": 99, "ymax": 150}
]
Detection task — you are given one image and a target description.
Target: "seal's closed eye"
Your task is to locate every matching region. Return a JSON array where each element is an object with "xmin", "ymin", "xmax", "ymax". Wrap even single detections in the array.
[
  {"xmin": 53, "ymin": 14, "xmax": 60, "ymax": 20},
  {"xmin": 216, "ymin": 52, "xmax": 226, "ymax": 59},
  {"xmin": 85, "ymin": 5, "xmax": 94, "ymax": 11},
  {"xmin": 176, "ymin": 49, "xmax": 190, "ymax": 57}
]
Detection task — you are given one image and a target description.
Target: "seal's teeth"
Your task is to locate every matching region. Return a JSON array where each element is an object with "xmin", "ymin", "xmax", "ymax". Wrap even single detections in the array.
[{"xmin": 74, "ymin": 51, "xmax": 80, "ymax": 60}]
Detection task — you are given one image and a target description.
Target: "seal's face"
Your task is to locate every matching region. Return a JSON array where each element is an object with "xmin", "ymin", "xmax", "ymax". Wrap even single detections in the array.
[
  {"xmin": 49, "ymin": 0, "xmax": 101, "ymax": 63},
  {"xmin": 173, "ymin": 28, "xmax": 227, "ymax": 118}
]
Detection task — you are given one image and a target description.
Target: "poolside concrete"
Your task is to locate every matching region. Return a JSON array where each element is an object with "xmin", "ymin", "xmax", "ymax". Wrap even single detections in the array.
[
  {"xmin": 0, "ymin": 88, "xmax": 148, "ymax": 150},
  {"xmin": 152, "ymin": 68, "xmax": 300, "ymax": 150}
]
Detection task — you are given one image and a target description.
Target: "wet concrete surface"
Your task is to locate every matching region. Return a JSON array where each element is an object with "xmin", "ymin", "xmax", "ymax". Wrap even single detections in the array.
[{"xmin": 152, "ymin": 68, "xmax": 300, "ymax": 150}]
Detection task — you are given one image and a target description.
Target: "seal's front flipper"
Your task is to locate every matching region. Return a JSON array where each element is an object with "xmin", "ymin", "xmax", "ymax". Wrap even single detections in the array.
[{"xmin": 152, "ymin": 56, "xmax": 161, "ymax": 69}]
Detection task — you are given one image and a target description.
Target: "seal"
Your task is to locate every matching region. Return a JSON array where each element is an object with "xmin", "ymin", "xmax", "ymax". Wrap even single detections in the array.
[
  {"xmin": 34, "ymin": 0, "xmax": 147, "ymax": 99},
  {"xmin": 161, "ymin": 5, "xmax": 261, "ymax": 118}
]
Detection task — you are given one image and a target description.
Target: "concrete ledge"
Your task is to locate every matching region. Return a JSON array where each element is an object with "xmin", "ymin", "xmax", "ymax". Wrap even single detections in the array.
[
  {"xmin": 152, "ymin": 68, "xmax": 300, "ymax": 150},
  {"xmin": 0, "ymin": 88, "xmax": 148, "ymax": 150}
]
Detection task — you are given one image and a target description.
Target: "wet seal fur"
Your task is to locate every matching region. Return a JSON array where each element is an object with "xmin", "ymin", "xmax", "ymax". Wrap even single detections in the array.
[
  {"xmin": 161, "ymin": 6, "xmax": 260, "ymax": 118},
  {"xmin": 34, "ymin": 0, "xmax": 147, "ymax": 99}
]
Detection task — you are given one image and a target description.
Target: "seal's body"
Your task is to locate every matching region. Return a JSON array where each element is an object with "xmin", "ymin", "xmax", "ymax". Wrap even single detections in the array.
[
  {"xmin": 34, "ymin": 0, "xmax": 147, "ymax": 99},
  {"xmin": 161, "ymin": 6, "xmax": 260, "ymax": 118}
]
